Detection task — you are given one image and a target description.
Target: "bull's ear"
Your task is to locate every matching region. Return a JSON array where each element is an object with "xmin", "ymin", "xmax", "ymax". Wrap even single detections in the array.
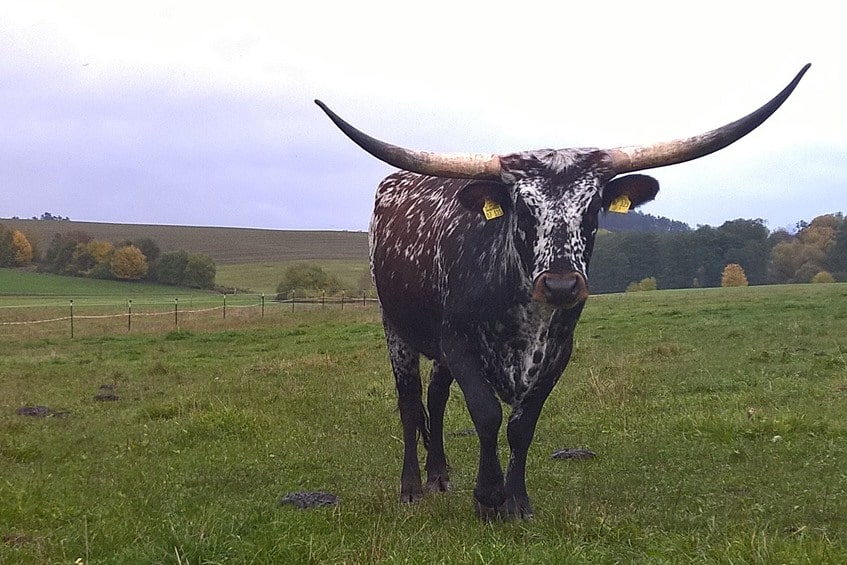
[
  {"xmin": 602, "ymin": 174, "xmax": 659, "ymax": 211},
  {"xmin": 457, "ymin": 181, "xmax": 512, "ymax": 217}
]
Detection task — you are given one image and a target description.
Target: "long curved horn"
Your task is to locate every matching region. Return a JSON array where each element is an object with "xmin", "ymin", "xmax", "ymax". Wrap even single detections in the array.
[
  {"xmin": 607, "ymin": 64, "xmax": 811, "ymax": 173},
  {"xmin": 315, "ymin": 100, "xmax": 502, "ymax": 179}
]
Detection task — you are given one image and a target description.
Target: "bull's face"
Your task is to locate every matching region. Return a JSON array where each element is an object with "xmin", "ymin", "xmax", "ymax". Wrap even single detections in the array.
[{"xmin": 458, "ymin": 149, "xmax": 659, "ymax": 309}]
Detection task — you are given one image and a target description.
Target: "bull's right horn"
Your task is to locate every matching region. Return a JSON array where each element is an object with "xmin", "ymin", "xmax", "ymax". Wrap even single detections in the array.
[{"xmin": 315, "ymin": 100, "xmax": 502, "ymax": 180}]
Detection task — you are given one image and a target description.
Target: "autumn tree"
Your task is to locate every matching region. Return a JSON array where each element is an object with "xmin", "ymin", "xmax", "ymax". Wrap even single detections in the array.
[
  {"xmin": 110, "ymin": 245, "xmax": 148, "ymax": 280},
  {"xmin": 11, "ymin": 230, "xmax": 33, "ymax": 265},
  {"xmin": 0, "ymin": 226, "xmax": 34, "ymax": 266},
  {"xmin": 769, "ymin": 214, "xmax": 844, "ymax": 283},
  {"xmin": 811, "ymin": 271, "xmax": 836, "ymax": 283},
  {"xmin": 721, "ymin": 263, "xmax": 749, "ymax": 287},
  {"xmin": 43, "ymin": 231, "xmax": 92, "ymax": 274}
]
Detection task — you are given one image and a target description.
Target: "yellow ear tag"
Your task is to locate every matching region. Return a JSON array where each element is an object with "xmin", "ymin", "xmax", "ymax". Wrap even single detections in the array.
[
  {"xmin": 608, "ymin": 194, "xmax": 632, "ymax": 214},
  {"xmin": 482, "ymin": 198, "xmax": 504, "ymax": 221}
]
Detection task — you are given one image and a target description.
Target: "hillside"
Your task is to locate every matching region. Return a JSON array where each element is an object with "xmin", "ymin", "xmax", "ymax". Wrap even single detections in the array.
[{"xmin": 2, "ymin": 219, "xmax": 369, "ymax": 265}]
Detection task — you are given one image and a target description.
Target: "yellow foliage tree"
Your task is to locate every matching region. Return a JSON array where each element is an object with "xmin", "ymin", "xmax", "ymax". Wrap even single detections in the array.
[
  {"xmin": 11, "ymin": 230, "xmax": 33, "ymax": 265},
  {"xmin": 811, "ymin": 271, "xmax": 836, "ymax": 283},
  {"xmin": 721, "ymin": 263, "xmax": 749, "ymax": 287},
  {"xmin": 110, "ymin": 245, "xmax": 148, "ymax": 280},
  {"xmin": 87, "ymin": 240, "xmax": 115, "ymax": 263}
]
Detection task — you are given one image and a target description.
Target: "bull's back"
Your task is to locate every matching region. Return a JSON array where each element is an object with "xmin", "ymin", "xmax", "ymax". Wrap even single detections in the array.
[{"xmin": 369, "ymin": 172, "xmax": 467, "ymax": 359}]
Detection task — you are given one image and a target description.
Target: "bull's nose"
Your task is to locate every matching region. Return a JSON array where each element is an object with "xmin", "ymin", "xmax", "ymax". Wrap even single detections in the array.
[
  {"xmin": 532, "ymin": 272, "xmax": 588, "ymax": 308},
  {"xmin": 544, "ymin": 275, "xmax": 580, "ymax": 296}
]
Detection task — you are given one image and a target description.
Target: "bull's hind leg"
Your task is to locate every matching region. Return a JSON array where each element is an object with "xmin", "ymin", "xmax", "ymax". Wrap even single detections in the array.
[
  {"xmin": 425, "ymin": 360, "xmax": 452, "ymax": 492},
  {"xmin": 385, "ymin": 326, "xmax": 429, "ymax": 503}
]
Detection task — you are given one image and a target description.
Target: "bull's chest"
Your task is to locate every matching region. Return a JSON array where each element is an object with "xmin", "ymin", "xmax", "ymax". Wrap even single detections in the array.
[{"xmin": 471, "ymin": 305, "xmax": 574, "ymax": 406}]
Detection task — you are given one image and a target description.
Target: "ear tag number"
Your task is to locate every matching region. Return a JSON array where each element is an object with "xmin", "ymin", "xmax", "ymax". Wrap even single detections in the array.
[
  {"xmin": 608, "ymin": 195, "xmax": 631, "ymax": 214},
  {"xmin": 482, "ymin": 198, "xmax": 504, "ymax": 221}
]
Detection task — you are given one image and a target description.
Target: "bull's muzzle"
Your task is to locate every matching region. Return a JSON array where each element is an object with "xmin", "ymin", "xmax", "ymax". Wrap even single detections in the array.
[{"xmin": 532, "ymin": 272, "xmax": 588, "ymax": 309}]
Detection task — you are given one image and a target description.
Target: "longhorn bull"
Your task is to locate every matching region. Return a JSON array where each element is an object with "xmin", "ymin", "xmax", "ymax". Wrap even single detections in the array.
[{"xmin": 316, "ymin": 64, "xmax": 809, "ymax": 519}]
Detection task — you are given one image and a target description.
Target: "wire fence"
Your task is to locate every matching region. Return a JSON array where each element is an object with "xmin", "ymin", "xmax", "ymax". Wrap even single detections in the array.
[{"xmin": 0, "ymin": 292, "xmax": 379, "ymax": 340}]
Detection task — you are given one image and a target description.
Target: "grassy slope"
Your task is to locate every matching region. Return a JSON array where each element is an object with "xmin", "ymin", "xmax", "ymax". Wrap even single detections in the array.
[
  {"xmin": 1, "ymin": 284, "xmax": 846, "ymax": 563},
  {"xmin": 0, "ymin": 269, "xmax": 193, "ymax": 296},
  {"xmin": 216, "ymin": 260, "xmax": 371, "ymax": 295}
]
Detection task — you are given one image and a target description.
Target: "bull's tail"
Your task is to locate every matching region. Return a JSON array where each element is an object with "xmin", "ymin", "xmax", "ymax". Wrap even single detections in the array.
[{"xmin": 419, "ymin": 397, "xmax": 431, "ymax": 451}]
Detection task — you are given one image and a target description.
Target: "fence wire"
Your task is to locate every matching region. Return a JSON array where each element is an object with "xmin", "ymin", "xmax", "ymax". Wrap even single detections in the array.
[{"xmin": 0, "ymin": 293, "xmax": 379, "ymax": 338}]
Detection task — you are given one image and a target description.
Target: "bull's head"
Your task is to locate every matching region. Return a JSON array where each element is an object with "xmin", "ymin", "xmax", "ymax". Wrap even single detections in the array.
[{"xmin": 317, "ymin": 64, "xmax": 809, "ymax": 308}]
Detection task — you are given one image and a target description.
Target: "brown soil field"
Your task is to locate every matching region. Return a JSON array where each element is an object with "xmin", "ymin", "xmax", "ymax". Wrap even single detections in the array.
[{"xmin": 2, "ymin": 219, "xmax": 368, "ymax": 265}]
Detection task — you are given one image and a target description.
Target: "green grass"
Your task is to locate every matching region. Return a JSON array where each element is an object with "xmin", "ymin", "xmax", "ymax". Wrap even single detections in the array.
[
  {"xmin": 1, "ymin": 284, "xmax": 846, "ymax": 563},
  {"xmin": 0, "ymin": 268, "xmax": 188, "ymax": 297},
  {"xmin": 216, "ymin": 260, "xmax": 371, "ymax": 295}
]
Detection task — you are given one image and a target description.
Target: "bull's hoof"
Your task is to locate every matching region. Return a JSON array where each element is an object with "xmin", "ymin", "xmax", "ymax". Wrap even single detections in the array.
[
  {"xmin": 474, "ymin": 495, "xmax": 534, "ymax": 521},
  {"xmin": 426, "ymin": 473, "xmax": 452, "ymax": 493},
  {"xmin": 500, "ymin": 495, "xmax": 534, "ymax": 520},
  {"xmin": 399, "ymin": 485, "xmax": 423, "ymax": 503},
  {"xmin": 474, "ymin": 499, "xmax": 501, "ymax": 521}
]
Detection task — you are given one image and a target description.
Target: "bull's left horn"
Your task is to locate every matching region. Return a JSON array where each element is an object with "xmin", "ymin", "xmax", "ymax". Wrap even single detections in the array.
[
  {"xmin": 606, "ymin": 64, "xmax": 811, "ymax": 173},
  {"xmin": 315, "ymin": 100, "xmax": 502, "ymax": 180}
]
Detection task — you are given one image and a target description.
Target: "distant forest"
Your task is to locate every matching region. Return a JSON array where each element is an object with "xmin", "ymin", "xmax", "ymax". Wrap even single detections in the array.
[
  {"xmin": 599, "ymin": 210, "xmax": 690, "ymax": 233},
  {"xmin": 590, "ymin": 211, "xmax": 847, "ymax": 293}
]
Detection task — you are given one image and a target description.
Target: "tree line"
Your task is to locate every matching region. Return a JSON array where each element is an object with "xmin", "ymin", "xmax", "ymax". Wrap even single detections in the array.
[
  {"xmin": 0, "ymin": 226, "xmax": 216, "ymax": 289},
  {"xmin": 589, "ymin": 213, "xmax": 846, "ymax": 293},
  {"xmin": 4, "ymin": 211, "xmax": 844, "ymax": 295}
]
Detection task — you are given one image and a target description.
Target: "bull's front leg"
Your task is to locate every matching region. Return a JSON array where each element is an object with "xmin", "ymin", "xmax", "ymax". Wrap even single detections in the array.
[
  {"xmin": 501, "ymin": 385, "xmax": 554, "ymax": 519},
  {"xmin": 442, "ymin": 334, "xmax": 506, "ymax": 519}
]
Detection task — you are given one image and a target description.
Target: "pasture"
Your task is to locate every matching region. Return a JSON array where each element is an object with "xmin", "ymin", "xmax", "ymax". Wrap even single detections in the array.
[{"xmin": 1, "ymin": 284, "xmax": 846, "ymax": 563}]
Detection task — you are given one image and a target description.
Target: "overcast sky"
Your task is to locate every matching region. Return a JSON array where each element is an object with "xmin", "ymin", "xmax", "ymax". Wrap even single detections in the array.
[{"xmin": 1, "ymin": 1, "xmax": 843, "ymax": 232}]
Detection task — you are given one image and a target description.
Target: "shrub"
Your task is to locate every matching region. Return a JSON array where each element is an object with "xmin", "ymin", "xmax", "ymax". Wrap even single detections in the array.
[
  {"xmin": 721, "ymin": 263, "xmax": 749, "ymax": 287},
  {"xmin": 110, "ymin": 245, "xmax": 148, "ymax": 280},
  {"xmin": 811, "ymin": 271, "xmax": 835, "ymax": 284},
  {"xmin": 638, "ymin": 277, "xmax": 658, "ymax": 291},
  {"xmin": 183, "ymin": 254, "xmax": 216, "ymax": 289},
  {"xmin": 626, "ymin": 277, "xmax": 658, "ymax": 292},
  {"xmin": 276, "ymin": 263, "xmax": 342, "ymax": 299},
  {"xmin": 158, "ymin": 251, "xmax": 190, "ymax": 285}
]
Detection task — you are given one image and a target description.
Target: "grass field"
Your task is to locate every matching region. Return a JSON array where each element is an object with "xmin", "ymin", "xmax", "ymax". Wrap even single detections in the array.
[
  {"xmin": 0, "ymin": 268, "xmax": 376, "ymax": 341},
  {"xmin": 216, "ymin": 260, "xmax": 371, "ymax": 295},
  {"xmin": 2, "ymin": 283, "xmax": 846, "ymax": 562}
]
